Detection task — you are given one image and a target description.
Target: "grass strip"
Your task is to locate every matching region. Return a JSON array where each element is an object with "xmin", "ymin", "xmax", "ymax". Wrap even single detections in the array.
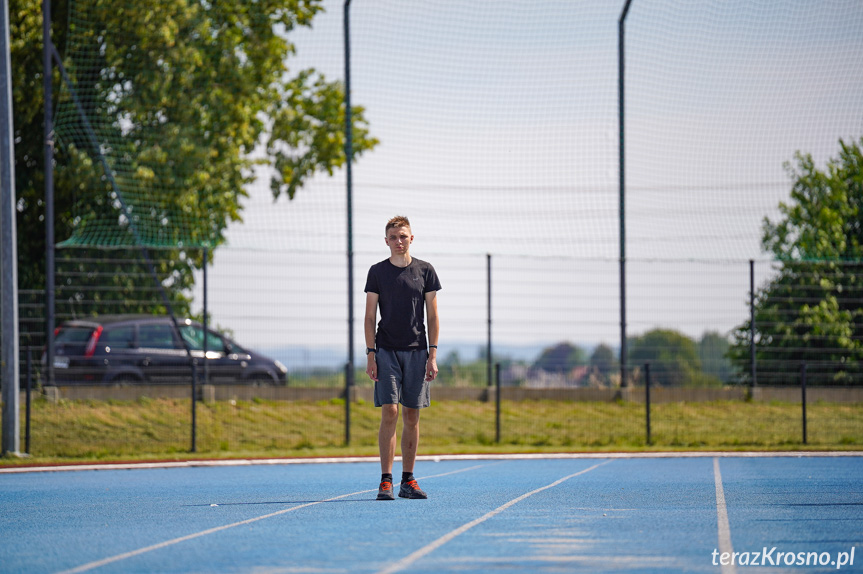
[{"xmin": 2, "ymin": 397, "xmax": 861, "ymax": 465}]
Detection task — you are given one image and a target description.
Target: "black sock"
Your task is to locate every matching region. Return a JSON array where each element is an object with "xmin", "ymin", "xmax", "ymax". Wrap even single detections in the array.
[
  {"xmin": 401, "ymin": 472, "xmax": 414, "ymax": 483},
  {"xmin": 381, "ymin": 473, "xmax": 393, "ymax": 483}
]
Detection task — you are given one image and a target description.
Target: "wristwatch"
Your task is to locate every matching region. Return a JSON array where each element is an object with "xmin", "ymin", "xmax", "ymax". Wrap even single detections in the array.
[{"xmin": 366, "ymin": 347, "xmax": 376, "ymax": 355}]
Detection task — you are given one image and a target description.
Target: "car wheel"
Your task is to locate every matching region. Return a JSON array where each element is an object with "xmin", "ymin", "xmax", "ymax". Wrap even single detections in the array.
[{"xmin": 247, "ymin": 373, "xmax": 275, "ymax": 386}]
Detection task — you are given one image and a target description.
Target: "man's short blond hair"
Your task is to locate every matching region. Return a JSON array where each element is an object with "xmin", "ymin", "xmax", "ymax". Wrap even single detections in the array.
[{"xmin": 385, "ymin": 215, "xmax": 411, "ymax": 234}]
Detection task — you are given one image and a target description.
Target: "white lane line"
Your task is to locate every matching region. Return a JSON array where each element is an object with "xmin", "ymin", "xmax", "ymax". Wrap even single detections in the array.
[
  {"xmin": 375, "ymin": 460, "xmax": 612, "ymax": 574},
  {"xmin": 713, "ymin": 457, "xmax": 736, "ymax": 574},
  {"xmin": 56, "ymin": 490, "xmax": 368, "ymax": 574},
  {"xmin": 5, "ymin": 451, "xmax": 859, "ymax": 474},
  {"xmin": 418, "ymin": 463, "xmax": 495, "ymax": 481},
  {"xmin": 56, "ymin": 463, "xmax": 490, "ymax": 574}
]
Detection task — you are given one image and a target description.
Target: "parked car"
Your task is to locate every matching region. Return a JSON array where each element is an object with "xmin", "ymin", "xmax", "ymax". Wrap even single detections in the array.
[{"xmin": 43, "ymin": 315, "xmax": 288, "ymax": 385}]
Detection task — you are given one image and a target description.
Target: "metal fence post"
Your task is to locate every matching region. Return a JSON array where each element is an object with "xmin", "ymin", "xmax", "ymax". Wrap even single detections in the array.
[
  {"xmin": 750, "ymin": 259, "xmax": 757, "ymax": 388},
  {"xmin": 645, "ymin": 362, "xmax": 651, "ymax": 446},
  {"xmin": 345, "ymin": 362, "xmax": 351, "ymax": 446},
  {"xmin": 203, "ymin": 246, "xmax": 209, "ymax": 386},
  {"xmin": 191, "ymin": 362, "xmax": 197, "ymax": 453},
  {"xmin": 487, "ymin": 253, "xmax": 492, "ymax": 388},
  {"xmin": 801, "ymin": 363, "xmax": 807, "ymax": 445},
  {"xmin": 495, "ymin": 362, "xmax": 501, "ymax": 443},
  {"xmin": 25, "ymin": 348, "xmax": 32, "ymax": 454}
]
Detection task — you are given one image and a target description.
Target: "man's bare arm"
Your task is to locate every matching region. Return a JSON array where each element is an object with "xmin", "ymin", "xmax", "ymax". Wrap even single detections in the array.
[
  {"xmin": 425, "ymin": 291, "xmax": 439, "ymax": 381},
  {"xmin": 364, "ymin": 292, "xmax": 379, "ymax": 381}
]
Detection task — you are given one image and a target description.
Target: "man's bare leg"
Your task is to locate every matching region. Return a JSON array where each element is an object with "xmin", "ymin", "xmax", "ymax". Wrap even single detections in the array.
[
  {"xmin": 379, "ymin": 404, "xmax": 399, "ymax": 474},
  {"xmin": 397, "ymin": 406, "xmax": 427, "ymax": 498},
  {"xmin": 400, "ymin": 407, "xmax": 420, "ymax": 473}
]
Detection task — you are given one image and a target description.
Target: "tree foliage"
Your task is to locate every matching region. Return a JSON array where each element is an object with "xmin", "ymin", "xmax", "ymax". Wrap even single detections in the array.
[
  {"xmin": 762, "ymin": 139, "xmax": 863, "ymax": 262},
  {"xmin": 12, "ymin": 0, "xmax": 377, "ymax": 319},
  {"xmin": 589, "ymin": 343, "xmax": 617, "ymax": 377},
  {"xmin": 729, "ymin": 138, "xmax": 863, "ymax": 385},
  {"xmin": 628, "ymin": 329, "xmax": 705, "ymax": 387},
  {"xmin": 698, "ymin": 332, "xmax": 733, "ymax": 383},
  {"xmin": 533, "ymin": 342, "xmax": 587, "ymax": 374}
]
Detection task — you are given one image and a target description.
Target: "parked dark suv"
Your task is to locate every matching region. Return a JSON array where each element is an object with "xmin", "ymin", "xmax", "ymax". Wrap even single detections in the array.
[{"xmin": 45, "ymin": 315, "xmax": 288, "ymax": 385}]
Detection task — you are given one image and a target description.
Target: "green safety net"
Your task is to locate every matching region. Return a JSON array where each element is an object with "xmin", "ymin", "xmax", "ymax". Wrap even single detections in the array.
[
  {"xmin": 52, "ymin": 0, "xmax": 334, "ymax": 249},
  {"xmin": 52, "ymin": 0, "xmax": 863, "ymax": 260}
]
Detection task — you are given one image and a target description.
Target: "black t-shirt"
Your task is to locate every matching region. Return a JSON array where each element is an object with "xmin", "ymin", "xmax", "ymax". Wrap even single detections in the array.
[{"xmin": 364, "ymin": 258, "xmax": 442, "ymax": 350}]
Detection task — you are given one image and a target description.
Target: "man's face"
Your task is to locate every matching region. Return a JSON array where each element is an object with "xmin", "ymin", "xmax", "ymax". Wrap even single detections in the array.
[{"xmin": 385, "ymin": 225, "xmax": 413, "ymax": 255}]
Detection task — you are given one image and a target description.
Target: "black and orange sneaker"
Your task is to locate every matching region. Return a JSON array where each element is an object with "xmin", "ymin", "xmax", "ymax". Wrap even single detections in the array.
[
  {"xmin": 398, "ymin": 479, "xmax": 428, "ymax": 499},
  {"xmin": 377, "ymin": 480, "xmax": 395, "ymax": 501}
]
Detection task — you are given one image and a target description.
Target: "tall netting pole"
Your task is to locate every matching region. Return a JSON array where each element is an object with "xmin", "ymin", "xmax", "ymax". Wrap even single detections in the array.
[
  {"xmin": 343, "ymin": 0, "xmax": 354, "ymax": 445},
  {"xmin": 42, "ymin": 0, "xmax": 55, "ymax": 388},
  {"xmin": 0, "ymin": 0, "xmax": 20, "ymax": 455},
  {"xmin": 618, "ymin": 0, "xmax": 633, "ymax": 387}
]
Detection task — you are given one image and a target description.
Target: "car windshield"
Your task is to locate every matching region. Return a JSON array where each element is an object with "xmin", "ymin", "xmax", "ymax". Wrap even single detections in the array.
[
  {"xmin": 179, "ymin": 325, "xmax": 225, "ymax": 352},
  {"xmin": 56, "ymin": 326, "xmax": 95, "ymax": 344}
]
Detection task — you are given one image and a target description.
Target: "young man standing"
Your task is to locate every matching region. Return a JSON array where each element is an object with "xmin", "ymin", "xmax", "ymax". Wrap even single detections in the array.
[{"xmin": 364, "ymin": 216, "xmax": 441, "ymax": 501}]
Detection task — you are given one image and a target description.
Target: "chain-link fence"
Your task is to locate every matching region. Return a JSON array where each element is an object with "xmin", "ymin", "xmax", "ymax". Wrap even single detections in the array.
[{"xmin": 8, "ymin": 252, "xmax": 862, "ymax": 458}]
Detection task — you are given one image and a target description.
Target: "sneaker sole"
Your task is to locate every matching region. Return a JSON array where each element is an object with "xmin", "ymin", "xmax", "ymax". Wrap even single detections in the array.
[
  {"xmin": 398, "ymin": 489, "xmax": 428, "ymax": 500},
  {"xmin": 377, "ymin": 484, "xmax": 395, "ymax": 501}
]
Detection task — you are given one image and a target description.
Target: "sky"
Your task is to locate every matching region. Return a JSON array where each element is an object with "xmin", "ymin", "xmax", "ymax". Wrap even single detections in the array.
[{"xmin": 191, "ymin": 0, "xmax": 863, "ymax": 369}]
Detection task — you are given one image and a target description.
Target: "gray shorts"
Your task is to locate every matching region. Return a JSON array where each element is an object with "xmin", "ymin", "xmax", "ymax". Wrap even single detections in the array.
[{"xmin": 374, "ymin": 348, "xmax": 431, "ymax": 409}]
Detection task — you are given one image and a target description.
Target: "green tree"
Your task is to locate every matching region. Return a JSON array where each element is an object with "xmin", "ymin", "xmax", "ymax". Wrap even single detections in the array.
[
  {"xmin": 729, "ymin": 139, "xmax": 863, "ymax": 386},
  {"xmin": 533, "ymin": 342, "xmax": 587, "ymax": 374},
  {"xmin": 698, "ymin": 331, "xmax": 733, "ymax": 383},
  {"xmin": 12, "ymin": 0, "xmax": 377, "ymax": 317},
  {"xmin": 589, "ymin": 343, "xmax": 617, "ymax": 376},
  {"xmin": 628, "ymin": 329, "xmax": 704, "ymax": 387}
]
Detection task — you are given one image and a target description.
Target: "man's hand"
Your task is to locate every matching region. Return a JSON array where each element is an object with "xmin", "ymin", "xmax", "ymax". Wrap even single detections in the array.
[
  {"xmin": 366, "ymin": 354, "xmax": 378, "ymax": 381},
  {"xmin": 425, "ymin": 356, "xmax": 438, "ymax": 382}
]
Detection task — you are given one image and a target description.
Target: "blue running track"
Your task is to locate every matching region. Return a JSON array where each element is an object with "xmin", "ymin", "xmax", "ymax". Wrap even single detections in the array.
[{"xmin": 1, "ymin": 454, "xmax": 861, "ymax": 573}]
